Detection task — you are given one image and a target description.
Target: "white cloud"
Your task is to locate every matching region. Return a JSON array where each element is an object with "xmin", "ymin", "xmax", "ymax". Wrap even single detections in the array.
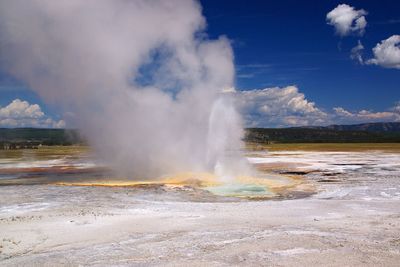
[
  {"xmin": 392, "ymin": 102, "xmax": 400, "ymax": 113},
  {"xmin": 326, "ymin": 4, "xmax": 367, "ymax": 37},
  {"xmin": 333, "ymin": 107, "xmax": 353, "ymax": 117},
  {"xmin": 0, "ymin": 99, "xmax": 44, "ymax": 119},
  {"xmin": 236, "ymin": 86, "xmax": 400, "ymax": 127},
  {"xmin": 326, "ymin": 5, "xmax": 399, "ymax": 70},
  {"xmin": 333, "ymin": 106, "xmax": 400, "ymax": 123},
  {"xmin": 366, "ymin": 35, "xmax": 400, "ymax": 69},
  {"xmin": 236, "ymin": 86, "xmax": 328, "ymax": 127},
  {"xmin": 350, "ymin": 40, "xmax": 364, "ymax": 64},
  {"xmin": 0, "ymin": 99, "xmax": 65, "ymax": 128}
]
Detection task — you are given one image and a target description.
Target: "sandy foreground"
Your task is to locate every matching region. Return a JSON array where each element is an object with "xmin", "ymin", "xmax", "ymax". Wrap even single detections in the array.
[{"xmin": 0, "ymin": 150, "xmax": 400, "ymax": 266}]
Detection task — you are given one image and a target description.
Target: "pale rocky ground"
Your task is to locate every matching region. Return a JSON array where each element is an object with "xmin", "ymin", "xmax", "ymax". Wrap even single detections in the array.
[{"xmin": 0, "ymin": 150, "xmax": 400, "ymax": 266}]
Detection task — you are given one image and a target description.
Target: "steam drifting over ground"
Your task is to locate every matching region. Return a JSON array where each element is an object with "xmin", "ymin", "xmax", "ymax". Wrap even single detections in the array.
[{"xmin": 0, "ymin": 0, "xmax": 245, "ymax": 178}]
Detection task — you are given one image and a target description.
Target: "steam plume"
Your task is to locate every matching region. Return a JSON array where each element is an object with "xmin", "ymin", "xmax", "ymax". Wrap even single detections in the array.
[{"xmin": 0, "ymin": 0, "xmax": 245, "ymax": 178}]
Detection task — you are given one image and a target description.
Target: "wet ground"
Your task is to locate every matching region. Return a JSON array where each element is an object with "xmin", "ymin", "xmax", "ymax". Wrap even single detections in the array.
[{"xmin": 0, "ymin": 146, "xmax": 399, "ymax": 266}]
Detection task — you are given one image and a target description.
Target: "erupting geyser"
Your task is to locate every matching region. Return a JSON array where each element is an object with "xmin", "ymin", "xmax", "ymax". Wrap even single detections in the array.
[
  {"xmin": 207, "ymin": 93, "xmax": 251, "ymax": 182},
  {"xmin": 0, "ymin": 0, "xmax": 250, "ymax": 180}
]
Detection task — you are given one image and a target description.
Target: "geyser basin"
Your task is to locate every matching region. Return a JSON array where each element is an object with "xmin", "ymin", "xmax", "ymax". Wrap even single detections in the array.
[
  {"xmin": 53, "ymin": 172, "xmax": 304, "ymax": 199},
  {"xmin": 0, "ymin": 147, "xmax": 314, "ymax": 200}
]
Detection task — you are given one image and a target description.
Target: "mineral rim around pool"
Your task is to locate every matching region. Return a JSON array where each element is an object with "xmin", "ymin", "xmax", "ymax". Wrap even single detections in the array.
[
  {"xmin": 0, "ymin": 158, "xmax": 311, "ymax": 199},
  {"xmin": 53, "ymin": 171, "xmax": 309, "ymax": 199}
]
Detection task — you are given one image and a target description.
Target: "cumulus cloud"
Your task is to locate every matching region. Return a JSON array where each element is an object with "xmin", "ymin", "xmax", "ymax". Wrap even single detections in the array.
[
  {"xmin": 326, "ymin": 5, "xmax": 400, "ymax": 70},
  {"xmin": 333, "ymin": 106, "xmax": 400, "ymax": 123},
  {"xmin": 350, "ymin": 40, "xmax": 364, "ymax": 64},
  {"xmin": 326, "ymin": 4, "xmax": 367, "ymax": 36},
  {"xmin": 392, "ymin": 102, "xmax": 400, "ymax": 113},
  {"xmin": 235, "ymin": 86, "xmax": 328, "ymax": 127},
  {"xmin": 366, "ymin": 35, "xmax": 400, "ymax": 69},
  {"xmin": 0, "ymin": 99, "xmax": 65, "ymax": 128},
  {"xmin": 235, "ymin": 86, "xmax": 400, "ymax": 127}
]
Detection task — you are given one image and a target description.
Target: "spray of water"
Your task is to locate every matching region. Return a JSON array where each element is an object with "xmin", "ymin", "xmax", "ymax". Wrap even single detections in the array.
[
  {"xmin": 207, "ymin": 92, "xmax": 252, "ymax": 182},
  {"xmin": 0, "ymin": 0, "xmax": 249, "ymax": 179}
]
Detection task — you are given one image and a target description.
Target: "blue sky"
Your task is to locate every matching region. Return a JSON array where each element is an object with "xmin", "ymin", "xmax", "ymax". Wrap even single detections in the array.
[
  {"xmin": 0, "ymin": 0, "xmax": 399, "ymax": 128},
  {"xmin": 202, "ymin": 0, "xmax": 400, "ymax": 110}
]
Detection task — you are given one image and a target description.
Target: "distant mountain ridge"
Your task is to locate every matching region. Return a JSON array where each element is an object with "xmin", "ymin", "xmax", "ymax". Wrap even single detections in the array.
[
  {"xmin": 246, "ymin": 122, "xmax": 400, "ymax": 143},
  {"xmin": 323, "ymin": 122, "xmax": 400, "ymax": 133}
]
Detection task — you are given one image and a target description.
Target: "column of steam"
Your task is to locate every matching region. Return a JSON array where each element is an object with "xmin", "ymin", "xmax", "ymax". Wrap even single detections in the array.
[{"xmin": 0, "ymin": 0, "xmax": 251, "ymax": 181}]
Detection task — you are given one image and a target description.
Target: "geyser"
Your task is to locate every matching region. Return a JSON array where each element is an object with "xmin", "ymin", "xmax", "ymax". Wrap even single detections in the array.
[{"xmin": 0, "ymin": 0, "xmax": 247, "ymax": 179}]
